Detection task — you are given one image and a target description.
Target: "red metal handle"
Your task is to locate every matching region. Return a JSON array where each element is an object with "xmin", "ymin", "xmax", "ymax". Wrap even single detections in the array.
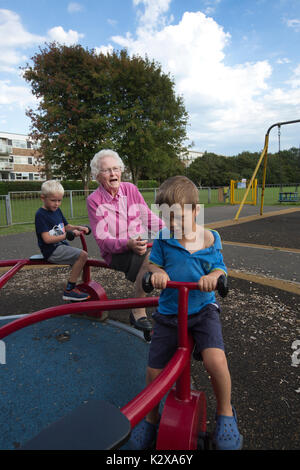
[{"xmin": 165, "ymin": 280, "xmax": 199, "ymax": 290}]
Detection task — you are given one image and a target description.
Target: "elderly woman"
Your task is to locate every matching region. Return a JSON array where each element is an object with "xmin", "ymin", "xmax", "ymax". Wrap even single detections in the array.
[{"xmin": 87, "ymin": 149, "xmax": 164, "ymax": 332}]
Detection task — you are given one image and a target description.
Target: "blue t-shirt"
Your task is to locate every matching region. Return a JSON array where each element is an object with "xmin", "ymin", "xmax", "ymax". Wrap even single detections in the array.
[
  {"xmin": 35, "ymin": 207, "xmax": 69, "ymax": 259},
  {"xmin": 149, "ymin": 228, "xmax": 227, "ymax": 315}
]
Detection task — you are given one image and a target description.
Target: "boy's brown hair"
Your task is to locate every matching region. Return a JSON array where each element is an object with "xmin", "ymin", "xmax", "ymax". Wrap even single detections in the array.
[{"xmin": 155, "ymin": 175, "xmax": 199, "ymax": 208}]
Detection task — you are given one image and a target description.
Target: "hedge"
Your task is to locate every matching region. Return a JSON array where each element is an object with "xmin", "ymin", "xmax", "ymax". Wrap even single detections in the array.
[
  {"xmin": 0, "ymin": 180, "xmax": 98, "ymax": 195},
  {"xmin": 0, "ymin": 179, "xmax": 158, "ymax": 195},
  {"xmin": 137, "ymin": 180, "xmax": 158, "ymax": 188}
]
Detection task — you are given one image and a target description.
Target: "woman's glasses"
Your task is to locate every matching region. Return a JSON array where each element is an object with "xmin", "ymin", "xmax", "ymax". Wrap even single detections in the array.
[{"xmin": 99, "ymin": 167, "xmax": 122, "ymax": 174}]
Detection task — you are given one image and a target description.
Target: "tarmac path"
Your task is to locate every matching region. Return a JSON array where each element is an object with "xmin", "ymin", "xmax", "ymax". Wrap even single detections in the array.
[{"xmin": 1, "ymin": 204, "xmax": 299, "ymax": 289}]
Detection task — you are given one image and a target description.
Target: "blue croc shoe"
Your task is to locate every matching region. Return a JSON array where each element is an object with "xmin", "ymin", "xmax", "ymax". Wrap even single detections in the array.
[
  {"xmin": 128, "ymin": 418, "xmax": 159, "ymax": 450},
  {"xmin": 213, "ymin": 407, "xmax": 243, "ymax": 450}
]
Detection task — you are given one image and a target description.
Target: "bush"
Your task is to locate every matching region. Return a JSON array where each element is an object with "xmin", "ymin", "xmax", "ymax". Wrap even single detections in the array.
[
  {"xmin": 0, "ymin": 181, "xmax": 42, "ymax": 194},
  {"xmin": 0, "ymin": 180, "xmax": 98, "ymax": 195},
  {"xmin": 137, "ymin": 180, "xmax": 158, "ymax": 189}
]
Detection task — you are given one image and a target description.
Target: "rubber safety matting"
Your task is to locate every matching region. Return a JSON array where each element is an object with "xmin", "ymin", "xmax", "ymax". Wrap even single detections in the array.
[{"xmin": 0, "ymin": 316, "xmax": 149, "ymax": 450}]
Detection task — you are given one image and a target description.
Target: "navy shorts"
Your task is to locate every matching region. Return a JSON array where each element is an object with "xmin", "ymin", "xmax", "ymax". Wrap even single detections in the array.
[{"xmin": 148, "ymin": 303, "xmax": 225, "ymax": 369}]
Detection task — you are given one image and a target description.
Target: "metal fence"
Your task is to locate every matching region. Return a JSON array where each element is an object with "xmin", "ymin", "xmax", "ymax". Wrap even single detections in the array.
[
  {"xmin": 0, "ymin": 188, "xmax": 220, "ymax": 227},
  {"xmin": 0, "ymin": 184, "xmax": 299, "ymax": 227},
  {"xmin": 0, "ymin": 190, "xmax": 94, "ymax": 227}
]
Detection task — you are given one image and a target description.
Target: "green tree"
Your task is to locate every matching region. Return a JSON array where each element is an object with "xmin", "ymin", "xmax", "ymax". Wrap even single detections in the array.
[
  {"xmin": 106, "ymin": 50, "xmax": 189, "ymax": 183},
  {"xmin": 188, "ymin": 153, "xmax": 232, "ymax": 186},
  {"xmin": 23, "ymin": 44, "xmax": 189, "ymax": 187},
  {"xmin": 188, "ymin": 148, "xmax": 300, "ymax": 187},
  {"xmin": 24, "ymin": 43, "xmax": 113, "ymax": 189}
]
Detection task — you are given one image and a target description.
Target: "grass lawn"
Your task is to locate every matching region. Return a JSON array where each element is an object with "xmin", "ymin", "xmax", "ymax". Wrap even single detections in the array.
[
  {"xmin": 0, "ymin": 185, "xmax": 299, "ymax": 236},
  {"xmin": 0, "ymin": 217, "xmax": 90, "ymax": 236}
]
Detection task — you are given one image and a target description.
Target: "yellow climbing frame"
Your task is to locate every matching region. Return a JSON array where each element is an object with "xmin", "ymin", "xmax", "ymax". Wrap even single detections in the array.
[
  {"xmin": 234, "ymin": 119, "xmax": 300, "ymax": 220},
  {"xmin": 230, "ymin": 179, "xmax": 257, "ymax": 205}
]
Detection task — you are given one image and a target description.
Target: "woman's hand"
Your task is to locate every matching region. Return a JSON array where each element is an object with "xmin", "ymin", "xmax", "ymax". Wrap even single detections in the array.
[{"xmin": 127, "ymin": 236, "xmax": 148, "ymax": 256}]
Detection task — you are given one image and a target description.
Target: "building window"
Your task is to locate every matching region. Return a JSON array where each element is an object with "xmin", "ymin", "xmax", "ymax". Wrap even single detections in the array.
[
  {"xmin": 14, "ymin": 156, "xmax": 33, "ymax": 164},
  {"xmin": 15, "ymin": 173, "xmax": 29, "ymax": 180},
  {"xmin": 12, "ymin": 139, "xmax": 27, "ymax": 149}
]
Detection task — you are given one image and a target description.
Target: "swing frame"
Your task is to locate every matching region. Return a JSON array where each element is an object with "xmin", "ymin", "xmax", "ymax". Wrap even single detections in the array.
[{"xmin": 234, "ymin": 119, "xmax": 300, "ymax": 220}]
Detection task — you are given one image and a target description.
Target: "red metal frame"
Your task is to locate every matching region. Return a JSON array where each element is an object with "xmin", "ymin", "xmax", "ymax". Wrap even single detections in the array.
[{"xmin": 0, "ymin": 234, "xmax": 207, "ymax": 450}]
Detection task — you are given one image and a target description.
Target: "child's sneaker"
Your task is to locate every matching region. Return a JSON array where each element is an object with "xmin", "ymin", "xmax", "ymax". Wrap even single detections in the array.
[{"xmin": 62, "ymin": 287, "xmax": 90, "ymax": 301}]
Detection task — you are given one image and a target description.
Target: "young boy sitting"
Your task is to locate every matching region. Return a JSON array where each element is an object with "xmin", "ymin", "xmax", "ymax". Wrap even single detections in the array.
[
  {"xmin": 129, "ymin": 175, "xmax": 242, "ymax": 451},
  {"xmin": 35, "ymin": 180, "xmax": 90, "ymax": 301}
]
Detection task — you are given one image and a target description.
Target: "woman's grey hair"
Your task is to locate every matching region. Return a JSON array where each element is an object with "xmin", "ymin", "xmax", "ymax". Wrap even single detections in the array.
[{"xmin": 90, "ymin": 149, "xmax": 125, "ymax": 180}]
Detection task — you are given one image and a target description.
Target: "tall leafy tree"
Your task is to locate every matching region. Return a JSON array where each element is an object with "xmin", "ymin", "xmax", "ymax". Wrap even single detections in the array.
[
  {"xmin": 23, "ymin": 44, "xmax": 189, "ymax": 187},
  {"xmin": 106, "ymin": 50, "xmax": 188, "ymax": 182},
  {"xmin": 187, "ymin": 148, "xmax": 300, "ymax": 187},
  {"xmin": 23, "ymin": 43, "xmax": 113, "ymax": 188}
]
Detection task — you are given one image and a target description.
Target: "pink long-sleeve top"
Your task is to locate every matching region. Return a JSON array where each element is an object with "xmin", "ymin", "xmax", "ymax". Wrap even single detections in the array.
[{"xmin": 86, "ymin": 182, "xmax": 164, "ymax": 265}]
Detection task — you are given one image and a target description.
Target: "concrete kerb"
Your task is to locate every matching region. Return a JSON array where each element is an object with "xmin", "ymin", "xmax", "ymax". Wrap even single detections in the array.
[{"xmin": 228, "ymin": 269, "xmax": 300, "ymax": 296}]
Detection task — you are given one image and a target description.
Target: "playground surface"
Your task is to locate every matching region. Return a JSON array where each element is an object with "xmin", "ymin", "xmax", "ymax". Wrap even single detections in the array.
[{"xmin": 0, "ymin": 204, "xmax": 299, "ymax": 451}]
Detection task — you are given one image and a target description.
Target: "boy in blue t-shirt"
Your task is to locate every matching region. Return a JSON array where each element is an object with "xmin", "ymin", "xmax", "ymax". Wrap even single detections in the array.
[
  {"xmin": 35, "ymin": 180, "xmax": 90, "ymax": 301},
  {"xmin": 129, "ymin": 176, "xmax": 242, "ymax": 451}
]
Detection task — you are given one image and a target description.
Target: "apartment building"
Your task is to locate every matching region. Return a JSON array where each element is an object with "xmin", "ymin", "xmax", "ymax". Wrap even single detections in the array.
[
  {"xmin": 1, "ymin": 131, "xmax": 204, "ymax": 181},
  {"xmin": 180, "ymin": 149, "xmax": 204, "ymax": 167},
  {"xmin": 0, "ymin": 131, "xmax": 45, "ymax": 181}
]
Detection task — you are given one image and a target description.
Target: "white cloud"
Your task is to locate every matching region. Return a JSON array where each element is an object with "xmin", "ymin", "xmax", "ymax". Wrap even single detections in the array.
[
  {"xmin": 0, "ymin": 9, "xmax": 45, "ymax": 72},
  {"xmin": 276, "ymin": 57, "xmax": 290, "ymax": 64},
  {"xmin": 47, "ymin": 26, "xmax": 84, "ymax": 45},
  {"xmin": 0, "ymin": 9, "xmax": 45, "ymax": 48},
  {"xmin": 67, "ymin": 2, "xmax": 84, "ymax": 14},
  {"xmin": 103, "ymin": 1, "xmax": 300, "ymax": 153},
  {"xmin": 107, "ymin": 18, "xmax": 118, "ymax": 27},
  {"xmin": 110, "ymin": 8, "xmax": 273, "ymax": 146},
  {"xmin": 285, "ymin": 18, "xmax": 300, "ymax": 32},
  {"xmin": 0, "ymin": 9, "xmax": 84, "ymax": 58},
  {"xmin": 0, "ymin": 9, "xmax": 84, "ymax": 115},
  {"xmin": 133, "ymin": 0, "xmax": 173, "ymax": 33},
  {"xmin": 286, "ymin": 64, "xmax": 300, "ymax": 89},
  {"xmin": 202, "ymin": 0, "xmax": 222, "ymax": 15},
  {"xmin": 94, "ymin": 44, "xmax": 114, "ymax": 56},
  {"xmin": 0, "ymin": 80, "xmax": 35, "ymax": 107},
  {"xmin": 0, "ymin": 9, "xmax": 44, "ymax": 110}
]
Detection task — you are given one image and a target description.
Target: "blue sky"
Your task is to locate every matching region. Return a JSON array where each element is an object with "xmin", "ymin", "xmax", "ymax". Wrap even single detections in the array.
[{"xmin": 1, "ymin": 0, "xmax": 300, "ymax": 155}]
